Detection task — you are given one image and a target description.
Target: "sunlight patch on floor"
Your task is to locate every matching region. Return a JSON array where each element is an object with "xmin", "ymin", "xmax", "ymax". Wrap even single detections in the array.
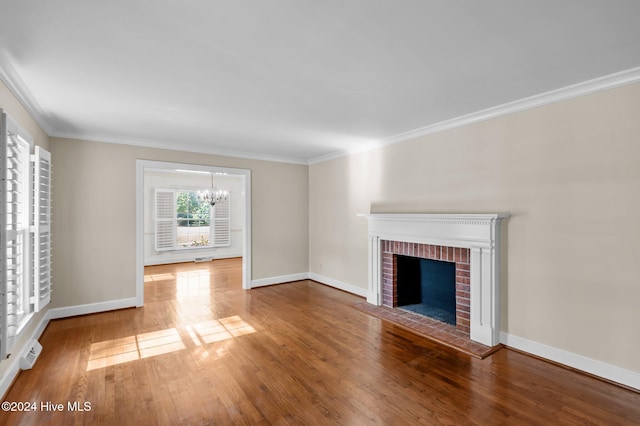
[
  {"xmin": 137, "ymin": 328, "xmax": 186, "ymax": 359},
  {"xmin": 144, "ymin": 273, "xmax": 176, "ymax": 282},
  {"xmin": 218, "ymin": 315, "xmax": 257, "ymax": 337},
  {"xmin": 86, "ymin": 316, "xmax": 256, "ymax": 371},
  {"xmin": 192, "ymin": 316, "xmax": 256, "ymax": 343},
  {"xmin": 176, "ymin": 269, "xmax": 211, "ymax": 300}
]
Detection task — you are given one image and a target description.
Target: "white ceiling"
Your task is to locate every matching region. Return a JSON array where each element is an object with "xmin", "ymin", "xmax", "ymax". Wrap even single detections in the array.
[{"xmin": 1, "ymin": 1, "xmax": 640, "ymax": 164}]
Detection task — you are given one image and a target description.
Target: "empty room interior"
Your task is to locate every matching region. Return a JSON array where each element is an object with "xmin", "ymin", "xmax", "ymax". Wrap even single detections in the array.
[{"xmin": 1, "ymin": 1, "xmax": 640, "ymax": 424}]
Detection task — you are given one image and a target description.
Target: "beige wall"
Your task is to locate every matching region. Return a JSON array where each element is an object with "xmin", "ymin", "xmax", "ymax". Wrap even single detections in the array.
[
  {"xmin": 309, "ymin": 83, "xmax": 640, "ymax": 373},
  {"xmin": 3, "ymin": 73, "xmax": 640, "ymax": 381},
  {"xmin": 51, "ymin": 138, "xmax": 309, "ymax": 307}
]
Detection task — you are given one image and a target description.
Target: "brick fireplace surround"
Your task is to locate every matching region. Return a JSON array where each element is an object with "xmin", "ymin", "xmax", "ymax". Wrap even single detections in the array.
[
  {"xmin": 359, "ymin": 213, "xmax": 508, "ymax": 347},
  {"xmin": 382, "ymin": 241, "xmax": 471, "ymax": 335}
]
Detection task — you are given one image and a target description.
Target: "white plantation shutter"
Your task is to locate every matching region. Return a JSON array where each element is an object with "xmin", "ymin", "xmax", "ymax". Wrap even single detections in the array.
[
  {"xmin": 1, "ymin": 111, "xmax": 31, "ymax": 358},
  {"xmin": 212, "ymin": 194, "xmax": 231, "ymax": 247},
  {"xmin": 32, "ymin": 146, "xmax": 52, "ymax": 311},
  {"xmin": 154, "ymin": 189, "xmax": 176, "ymax": 251},
  {"xmin": 0, "ymin": 115, "xmax": 4, "ymax": 358}
]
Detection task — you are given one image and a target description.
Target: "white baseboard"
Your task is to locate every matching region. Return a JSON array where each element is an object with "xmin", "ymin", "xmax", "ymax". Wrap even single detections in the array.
[
  {"xmin": 4, "ymin": 293, "xmax": 637, "ymax": 399},
  {"xmin": 1, "ymin": 297, "xmax": 138, "ymax": 398},
  {"xmin": 48, "ymin": 298, "xmax": 138, "ymax": 320},
  {"xmin": 250, "ymin": 273, "xmax": 310, "ymax": 288},
  {"xmin": 308, "ymin": 273, "xmax": 367, "ymax": 298},
  {"xmin": 501, "ymin": 332, "xmax": 640, "ymax": 391},
  {"xmin": 0, "ymin": 356, "xmax": 20, "ymax": 399},
  {"xmin": 249, "ymin": 271, "xmax": 368, "ymax": 298},
  {"xmin": 144, "ymin": 253, "xmax": 242, "ymax": 266},
  {"xmin": 0, "ymin": 312, "xmax": 50, "ymax": 398}
]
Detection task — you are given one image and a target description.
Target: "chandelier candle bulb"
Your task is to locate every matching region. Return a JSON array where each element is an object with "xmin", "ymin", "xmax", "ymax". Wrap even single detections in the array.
[{"xmin": 198, "ymin": 173, "xmax": 229, "ymax": 206}]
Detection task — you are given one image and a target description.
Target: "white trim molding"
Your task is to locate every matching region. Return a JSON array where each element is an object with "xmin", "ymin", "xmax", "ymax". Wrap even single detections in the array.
[
  {"xmin": 135, "ymin": 160, "xmax": 253, "ymax": 307},
  {"xmin": 501, "ymin": 332, "xmax": 640, "ymax": 392},
  {"xmin": 250, "ymin": 273, "xmax": 310, "ymax": 288},
  {"xmin": 0, "ymin": 298, "xmax": 136, "ymax": 398},
  {"xmin": 54, "ymin": 131, "xmax": 309, "ymax": 165},
  {"xmin": 359, "ymin": 213, "xmax": 509, "ymax": 347},
  {"xmin": 2, "ymin": 290, "xmax": 638, "ymax": 398},
  {"xmin": 0, "ymin": 312, "xmax": 50, "ymax": 398},
  {"xmin": 47, "ymin": 298, "xmax": 138, "ymax": 320},
  {"xmin": 381, "ymin": 67, "xmax": 640, "ymax": 147},
  {"xmin": 0, "ymin": 50, "xmax": 54, "ymax": 135},
  {"xmin": 144, "ymin": 253, "xmax": 243, "ymax": 267},
  {"xmin": 308, "ymin": 66, "xmax": 640, "ymax": 164},
  {"xmin": 251, "ymin": 272, "xmax": 368, "ymax": 298},
  {"xmin": 4, "ymin": 50, "xmax": 639, "ymax": 167},
  {"xmin": 308, "ymin": 273, "xmax": 368, "ymax": 298}
]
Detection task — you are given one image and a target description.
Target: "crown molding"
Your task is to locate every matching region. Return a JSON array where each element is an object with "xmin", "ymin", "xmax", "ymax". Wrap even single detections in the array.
[
  {"xmin": 51, "ymin": 131, "xmax": 309, "ymax": 165},
  {"xmin": 0, "ymin": 52, "xmax": 308, "ymax": 165},
  {"xmin": 308, "ymin": 66, "xmax": 640, "ymax": 165},
  {"xmin": 3, "ymin": 47, "xmax": 639, "ymax": 167},
  {"xmin": 307, "ymin": 149, "xmax": 353, "ymax": 165},
  {"xmin": 0, "ymin": 50, "xmax": 54, "ymax": 135}
]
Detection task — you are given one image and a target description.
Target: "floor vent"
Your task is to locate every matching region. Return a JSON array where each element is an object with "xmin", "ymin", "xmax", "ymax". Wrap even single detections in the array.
[
  {"xmin": 194, "ymin": 257, "xmax": 213, "ymax": 263},
  {"xmin": 20, "ymin": 340, "xmax": 43, "ymax": 370}
]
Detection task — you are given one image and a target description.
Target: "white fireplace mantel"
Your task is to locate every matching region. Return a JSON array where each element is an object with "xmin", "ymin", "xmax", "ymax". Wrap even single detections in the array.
[{"xmin": 358, "ymin": 213, "xmax": 508, "ymax": 346}]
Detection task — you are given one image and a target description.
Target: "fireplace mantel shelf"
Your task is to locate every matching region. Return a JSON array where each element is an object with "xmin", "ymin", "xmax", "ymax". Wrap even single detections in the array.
[
  {"xmin": 359, "ymin": 213, "xmax": 509, "ymax": 347},
  {"xmin": 358, "ymin": 213, "xmax": 509, "ymax": 222}
]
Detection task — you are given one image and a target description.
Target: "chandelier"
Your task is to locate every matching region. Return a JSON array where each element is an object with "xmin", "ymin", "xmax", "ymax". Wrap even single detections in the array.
[{"xmin": 197, "ymin": 174, "xmax": 228, "ymax": 206}]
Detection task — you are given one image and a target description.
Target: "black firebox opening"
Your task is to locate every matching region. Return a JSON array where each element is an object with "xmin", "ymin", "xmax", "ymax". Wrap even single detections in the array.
[{"xmin": 396, "ymin": 255, "xmax": 456, "ymax": 325}]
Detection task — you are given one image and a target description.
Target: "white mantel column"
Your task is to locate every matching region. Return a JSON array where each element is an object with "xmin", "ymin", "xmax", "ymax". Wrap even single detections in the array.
[
  {"xmin": 367, "ymin": 235, "xmax": 381, "ymax": 305},
  {"xmin": 469, "ymin": 245, "xmax": 501, "ymax": 346}
]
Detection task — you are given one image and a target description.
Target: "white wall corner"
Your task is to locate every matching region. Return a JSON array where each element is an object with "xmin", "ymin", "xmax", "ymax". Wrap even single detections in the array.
[{"xmin": 500, "ymin": 332, "xmax": 640, "ymax": 392}]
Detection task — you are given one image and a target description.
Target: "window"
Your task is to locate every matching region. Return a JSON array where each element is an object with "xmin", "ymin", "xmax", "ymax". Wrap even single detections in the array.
[
  {"xmin": 1, "ymin": 110, "xmax": 52, "ymax": 358},
  {"xmin": 154, "ymin": 188, "xmax": 230, "ymax": 251},
  {"xmin": 176, "ymin": 191, "xmax": 210, "ymax": 247}
]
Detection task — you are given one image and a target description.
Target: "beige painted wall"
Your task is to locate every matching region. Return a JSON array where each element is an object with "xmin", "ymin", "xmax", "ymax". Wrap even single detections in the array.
[
  {"xmin": 50, "ymin": 138, "xmax": 309, "ymax": 307},
  {"xmin": 309, "ymin": 82, "xmax": 640, "ymax": 373},
  {"xmin": 3, "ymin": 73, "xmax": 639, "ymax": 381}
]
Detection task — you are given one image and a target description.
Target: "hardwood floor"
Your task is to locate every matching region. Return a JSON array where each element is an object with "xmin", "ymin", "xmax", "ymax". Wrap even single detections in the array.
[{"xmin": 2, "ymin": 258, "xmax": 639, "ymax": 425}]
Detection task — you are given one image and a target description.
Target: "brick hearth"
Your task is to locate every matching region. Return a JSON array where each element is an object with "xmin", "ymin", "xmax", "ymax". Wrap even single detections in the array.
[{"xmin": 381, "ymin": 240, "xmax": 471, "ymax": 335}]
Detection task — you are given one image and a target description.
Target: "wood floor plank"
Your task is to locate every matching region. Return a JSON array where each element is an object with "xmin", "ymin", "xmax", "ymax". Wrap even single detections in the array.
[{"xmin": 1, "ymin": 258, "xmax": 639, "ymax": 425}]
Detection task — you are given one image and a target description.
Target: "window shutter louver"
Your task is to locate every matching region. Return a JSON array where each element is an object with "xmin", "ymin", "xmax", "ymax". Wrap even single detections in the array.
[
  {"xmin": 155, "ymin": 189, "xmax": 176, "ymax": 251},
  {"xmin": 212, "ymin": 195, "xmax": 231, "ymax": 247},
  {"xmin": 1, "ymin": 112, "xmax": 31, "ymax": 358},
  {"xmin": 1, "ymin": 112, "xmax": 8, "ymax": 359},
  {"xmin": 32, "ymin": 146, "xmax": 52, "ymax": 311}
]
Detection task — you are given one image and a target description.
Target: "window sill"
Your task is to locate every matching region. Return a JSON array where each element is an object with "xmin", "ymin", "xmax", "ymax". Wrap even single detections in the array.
[{"xmin": 15, "ymin": 312, "xmax": 35, "ymax": 338}]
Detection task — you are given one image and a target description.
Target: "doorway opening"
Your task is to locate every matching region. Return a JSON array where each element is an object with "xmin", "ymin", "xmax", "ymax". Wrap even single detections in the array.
[{"xmin": 136, "ymin": 160, "xmax": 251, "ymax": 307}]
